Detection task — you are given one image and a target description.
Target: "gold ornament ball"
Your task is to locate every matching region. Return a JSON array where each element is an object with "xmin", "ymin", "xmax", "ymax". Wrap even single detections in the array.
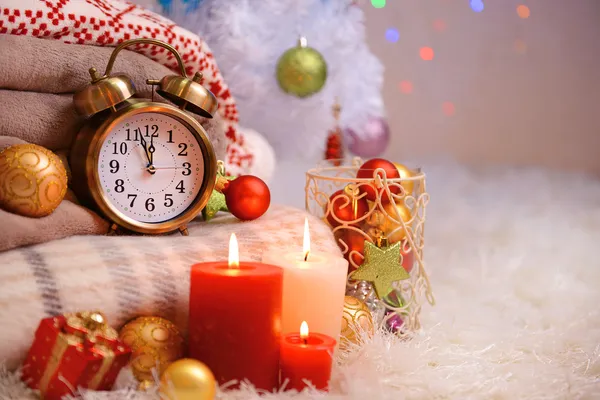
[
  {"xmin": 380, "ymin": 202, "xmax": 412, "ymax": 243},
  {"xmin": 276, "ymin": 41, "xmax": 327, "ymax": 98},
  {"xmin": 340, "ymin": 296, "xmax": 374, "ymax": 350},
  {"xmin": 0, "ymin": 144, "xmax": 68, "ymax": 217},
  {"xmin": 159, "ymin": 358, "xmax": 216, "ymax": 400},
  {"xmin": 119, "ymin": 316, "xmax": 184, "ymax": 382},
  {"xmin": 393, "ymin": 162, "xmax": 415, "ymax": 195}
]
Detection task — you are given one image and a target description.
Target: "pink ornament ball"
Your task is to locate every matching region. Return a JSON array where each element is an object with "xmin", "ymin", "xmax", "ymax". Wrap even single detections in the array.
[
  {"xmin": 345, "ymin": 117, "xmax": 390, "ymax": 158},
  {"xmin": 385, "ymin": 311, "xmax": 404, "ymax": 334}
]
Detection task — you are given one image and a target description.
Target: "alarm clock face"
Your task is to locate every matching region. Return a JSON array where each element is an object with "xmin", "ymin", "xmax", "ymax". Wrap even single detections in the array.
[{"xmin": 97, "ymin": 112, "xmax": 205, "ymax": 223}]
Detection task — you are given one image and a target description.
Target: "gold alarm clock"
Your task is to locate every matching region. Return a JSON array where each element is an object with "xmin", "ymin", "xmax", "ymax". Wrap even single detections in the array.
[{"xmin": 70, "ymin": 38, "xmax": 218, "ymax": 236}]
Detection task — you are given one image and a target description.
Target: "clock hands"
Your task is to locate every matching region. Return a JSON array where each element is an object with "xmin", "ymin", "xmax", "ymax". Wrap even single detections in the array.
[
  {"xmin": 135, "ymin": 129, "xmax": 185, "ymax": 174},
  {"xmin": 137, "ymin": 133, "xmax": 157, "ymax": 175},
  {"xmin": 140, "ymin": 166, "xmax": 185, "ymax": 170},
  {"xmin": 148, "ymin": 134, "xmax": 156, "ymax": 165},
  {"xmin": 138, "ymin": 135, "xmax": 151, "ymax": 164}
]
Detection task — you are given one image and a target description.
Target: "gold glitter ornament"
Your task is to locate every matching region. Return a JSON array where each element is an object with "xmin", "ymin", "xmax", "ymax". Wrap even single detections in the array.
[
  {"xmin": 350, "ymin": 239, "xmax": 409, "ymax": 299},
  {"xmin": 276, "ymin": 36, "xmax": 328, "ymax": 98},
  {"xmin": 340, "ymin": 296, "xmax": 374, "ymax": 350},
  {"xmin": 159, "ymin": 358, "xmax": 216, "ymax": 400},
  {"xmin": 119, "ymin": 316, "xmax": 184, "ymax": 382},
  {"xmin": 0, "ymin": 144, "xmax": 68, "ymax": 217}
]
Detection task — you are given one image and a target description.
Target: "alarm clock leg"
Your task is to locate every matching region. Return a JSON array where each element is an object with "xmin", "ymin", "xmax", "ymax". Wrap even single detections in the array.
[
  {"xmin": 107, "ymin": 223, "xmax": 120, "ymax": 236},
  {"xmin": 179, "ymin": 226, "xmax": 189, "ymax": 236}
]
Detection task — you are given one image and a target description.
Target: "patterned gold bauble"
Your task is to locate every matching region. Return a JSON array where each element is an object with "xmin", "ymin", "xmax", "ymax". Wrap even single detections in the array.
[
  {"xmin": 340, "ymin": 295, "xmax": 374, "ymax": 350},
  {"xmin": 0, "ymin": 144, "xmax": 68, "ymax": 217},
  {"xmin": 393, "ymin": 162, "xmax": 415, "ymax": 195},
  {"xmin": 159, "ymin": 359, "xmax": 216, "ymax": 400},
  {"xmin": 380, "ymin": 202, "xmax": 412, "ymax": 243},
  {"xmin": 276, "ymin": 37, "xmax": 327, "ymax": 98},
  {"xmin": 119, "ymin": 316, "xmax": 184, "ymax": 382}
]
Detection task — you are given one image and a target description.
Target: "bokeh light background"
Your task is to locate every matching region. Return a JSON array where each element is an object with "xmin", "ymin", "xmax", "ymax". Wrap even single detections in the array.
[{"xmin": 363, "ymin": 0, "xmax": 600, "ymax": 173}]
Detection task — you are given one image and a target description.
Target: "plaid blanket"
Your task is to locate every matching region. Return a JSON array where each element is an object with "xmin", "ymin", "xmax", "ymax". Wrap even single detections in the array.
[{"xmin": 0, "ymin": 205, "xmax": 340, "ymax": 370}]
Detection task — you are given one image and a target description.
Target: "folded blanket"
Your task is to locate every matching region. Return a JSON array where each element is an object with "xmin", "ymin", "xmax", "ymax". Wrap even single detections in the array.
[
  {"xmin": 0, "ymin": 0, "xmax": 254, "ymax": 173},
  {"xmin": 0, "ymin": 205, "xmax": 340, "ymax": 371},
  {"xmin": 0, "ymin": 35, "xmax": 229, "ymax": 252},
  {"xmin": 0, "ymin": 36, "xmax": 227, "ymax": 155}
]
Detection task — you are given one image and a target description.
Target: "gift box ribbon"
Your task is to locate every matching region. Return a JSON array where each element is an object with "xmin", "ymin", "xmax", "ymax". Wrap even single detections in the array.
[{"xmin": 38, "ymin": 312, "xmax": 119, "ymax": 394}]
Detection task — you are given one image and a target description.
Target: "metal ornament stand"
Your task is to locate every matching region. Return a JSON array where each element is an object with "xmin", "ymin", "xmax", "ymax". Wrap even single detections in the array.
[{"xmin": 305, "ymin": 158, "xmax": 434, "ymax": 335}]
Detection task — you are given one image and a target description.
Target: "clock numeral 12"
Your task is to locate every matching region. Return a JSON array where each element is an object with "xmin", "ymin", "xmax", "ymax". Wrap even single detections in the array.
[
  {"xmin": 145, "ymin": 124, "xmax": 159, "ymax": 138},
  {"xmin": 167, "ymin": 130, "xmax": 174, "ymax": 143}
]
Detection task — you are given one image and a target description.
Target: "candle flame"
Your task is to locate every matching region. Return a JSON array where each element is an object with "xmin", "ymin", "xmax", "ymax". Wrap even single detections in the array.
[
  {"xmin": 303, "ymin": 218, "xmax": 310, "ymax": 261},
  {"xmin": 228, "ymin": 233, "xmax": 239, "ymax": 268},
  {"xmin": 300, "ymin": 321, "xmax": 309, "ymax": 339}
]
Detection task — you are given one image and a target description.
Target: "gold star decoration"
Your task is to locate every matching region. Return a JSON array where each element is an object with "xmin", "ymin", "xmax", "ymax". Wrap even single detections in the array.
[
  {"xmin": 202, "ymin": 172, "xmax": 235, "ymax": 221},
  {"xmin": 350, "ymin": 241, "xmax": 409, "ymax": 299}
]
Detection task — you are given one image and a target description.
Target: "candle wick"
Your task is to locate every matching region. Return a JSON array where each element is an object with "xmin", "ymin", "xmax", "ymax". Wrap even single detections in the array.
[
  {"xmin": 303, "ymin": 338, "xmax": 308, "ymax": 345},
  {"xmin": 304, "ymin": 251, "xmax": 309, "ymax": 262}
]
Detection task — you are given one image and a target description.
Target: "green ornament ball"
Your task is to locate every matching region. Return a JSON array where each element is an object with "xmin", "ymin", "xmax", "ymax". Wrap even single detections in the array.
[{"xmin": 276, "ymin": 42, "xmax": 328, "ymax": 98}]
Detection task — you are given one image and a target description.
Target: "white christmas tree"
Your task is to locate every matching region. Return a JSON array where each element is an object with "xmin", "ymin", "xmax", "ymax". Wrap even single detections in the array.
[{"xmin": 141, "ymin": 0, "xmax": 385, "ymax": 160}]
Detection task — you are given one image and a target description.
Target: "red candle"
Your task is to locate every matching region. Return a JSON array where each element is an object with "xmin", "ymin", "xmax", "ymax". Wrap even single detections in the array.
[
  {"xmin": 280, "ymin": 321, "xmax": 336, "ymax": 392},
  {"xmin": 189, "ymin": 234, "xmax": 283, "ymax": 391}
]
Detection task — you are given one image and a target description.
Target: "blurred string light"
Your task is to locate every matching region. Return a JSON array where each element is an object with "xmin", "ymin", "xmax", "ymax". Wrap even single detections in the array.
[
  {"xmin": 385, "ymin": 28, "xmax": 400, "ymax": 42},
  {"xmin": 517, "ymin": 5, "xmax": 530, "ymax": 19},
  {"xmin": 399, "ymin": 80, "xmax": 413, "ymax": 94},
  {"xmin": 442, "ymin": 102, "xmax": 456, "ymax": 116},
  {"xmin": 469, "ymin": 0, "xmax": 484, "ymax": 13},
  {"xmin": 371, "ymin": 0, "xmax": 386, "ymax": 8},
  {"xmin": 420, "ymin": 47, "xmax": 434, "ymax": 61},
  {"xmin": 514, "ymin": 39, "xmax": 527, "ymax": 54},
  {"xmin": 433, "ymin": 19, "xmax": 447, "ymax": 32}
]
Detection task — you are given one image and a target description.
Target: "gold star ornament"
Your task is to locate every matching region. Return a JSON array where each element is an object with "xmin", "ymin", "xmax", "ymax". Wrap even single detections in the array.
[{"xmin": 350, "ymin": 240, "xmax": 410, "ymax": 299}]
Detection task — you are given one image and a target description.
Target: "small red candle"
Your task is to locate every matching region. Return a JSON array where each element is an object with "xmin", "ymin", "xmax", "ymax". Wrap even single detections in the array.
[
  {"xmin": 280, "ymin": 321, "xmax": 337, "ymax": 392},
  {"xmin": 189, "ymin": 234, "xmax": 283, "ymax": 391}
]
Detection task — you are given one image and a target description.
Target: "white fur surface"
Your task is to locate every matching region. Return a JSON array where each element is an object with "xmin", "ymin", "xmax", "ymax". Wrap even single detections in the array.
[
  {"xmin": 2, "ymin": 162, "xmax": 600, "ymax": 399},
  {"xmin": 146, "ymin": 0, "xmax": 385, "ymax": 160}
]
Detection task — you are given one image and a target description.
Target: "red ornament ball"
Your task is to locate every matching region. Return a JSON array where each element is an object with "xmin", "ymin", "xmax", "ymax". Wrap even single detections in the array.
[
  {"xmin": 356, "ymin": 158, "xmax": 401, "ymax": 203},
  {"xmin": 223, "ymin": 175, "xmax": 271, "ymax": 221},
  {"xmin": 326, "ymin": 189, "xmax": 369, "ymax": 228}
]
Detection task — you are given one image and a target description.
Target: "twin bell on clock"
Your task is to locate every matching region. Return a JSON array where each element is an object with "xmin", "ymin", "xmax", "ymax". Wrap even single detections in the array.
[{"xmin": 70, "ymin": 38, "xmax": 219, "ymax": 236}]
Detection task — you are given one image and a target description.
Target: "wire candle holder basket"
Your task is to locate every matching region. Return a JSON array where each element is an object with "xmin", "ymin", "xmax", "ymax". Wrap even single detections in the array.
[{"xmin": 305, "ymin": 158, "xmax": 434, "ymax": 335}]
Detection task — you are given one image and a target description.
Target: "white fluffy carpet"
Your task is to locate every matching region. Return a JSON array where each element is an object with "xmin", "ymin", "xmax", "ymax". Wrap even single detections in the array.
[{"xmin": 2, "ymin": 163, "xmax": 600, "ymax": 399}]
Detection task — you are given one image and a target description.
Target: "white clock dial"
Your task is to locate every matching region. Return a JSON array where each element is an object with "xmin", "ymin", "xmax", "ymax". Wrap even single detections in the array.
[{"xmin": 97, "ymin": 112, "xmax": 205, "ymax": 223}]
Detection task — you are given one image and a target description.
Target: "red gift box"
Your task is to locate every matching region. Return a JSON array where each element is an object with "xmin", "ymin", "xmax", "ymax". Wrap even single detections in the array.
[{"xmin": 21, "ymin": 312, "xmax": 132, "ymax": 400}]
